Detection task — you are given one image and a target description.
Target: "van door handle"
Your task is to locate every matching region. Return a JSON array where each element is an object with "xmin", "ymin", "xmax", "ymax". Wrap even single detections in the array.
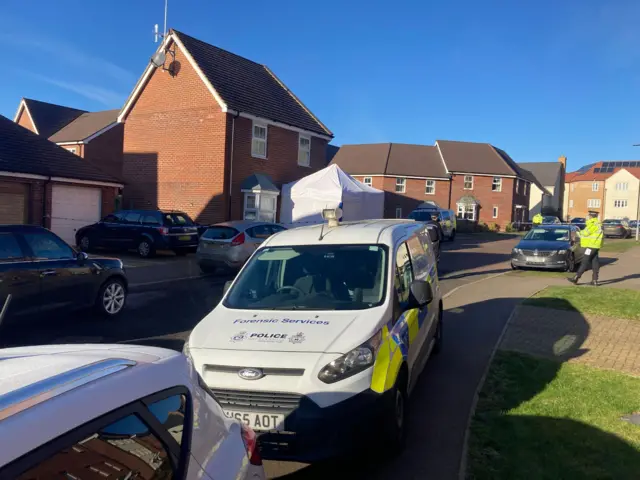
[{"xmin": 40, "ymin": 270, "xmax": 57, "ymax": 277}]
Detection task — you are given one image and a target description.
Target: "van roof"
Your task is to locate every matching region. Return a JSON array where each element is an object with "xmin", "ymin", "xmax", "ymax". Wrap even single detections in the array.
[{"xmin": 263, "ymin": 219, "xmax": 421, "ymax": 247}]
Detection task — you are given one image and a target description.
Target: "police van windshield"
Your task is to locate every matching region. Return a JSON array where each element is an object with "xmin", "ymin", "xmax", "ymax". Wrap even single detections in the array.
[
  {"xmin": 408, "ymin": 210, "xmax": 440, "ymax": 222},
  {"xmin": 224, "ymin": 245, "xmax": 388, "ymax": 311}
]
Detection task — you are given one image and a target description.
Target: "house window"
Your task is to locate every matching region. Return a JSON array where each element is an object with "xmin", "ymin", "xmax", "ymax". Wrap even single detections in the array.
[
  {"xmin": 515, "ymin": 179, "xmax": 520, "ymax": 193},
  {"xmin": 395, "ymin": 207, "xmax": 403, "ymax": 218},
  {"xmin": 492, "ymin": 206, "xmax": 499, "ymax": 218},
  {"xmin": 614, "ymin": 200, "xmax": 628, "ymax": 208},
  {"xmin": 492, "ymin": 177, "xmax": 502, "ymax": 192},
  {"xmin": 425, "ymin": 180, "xmax": 436, "ymax": 195},
  {"xmin": 457, "ymin": 203, "xmax": 476, "ymax": 221},
  {"xmin": 395, "ymin": 177, "xmax": 406, "ymax": 193},
  {"xmin": 252, "ymin": 122, "xmax": 267, "ymax": 158},
  {"xmin": 363, "ymin": 176, "xmax": 372, "ymax": 186},
  {"xmin": 463, "ymin": 175, "xmax": 473, "ymax": 190},
  {"xmin": 592, "ymin": 182, "xmax": 599, "ymax": 192},
  {"xmin": 243, "ymin": 192, "xmax": 277, "ymax": 222},
  {"xmin": 524, "ymin": 182, "xmax": 528, "ymax": 195},
  {"xmin": 298, "ymin": 135, "xmax": 311, "ymax": 167},
  {"xmin": 616, "ymin": 182, "xmax": 629, "ymax": 191},
  {"xmin": 587, "ymin": 199, "xmax": 601, "ymax": 208},
  {"xmin": 66, "ymin": 147, "xmax": 77, "ymax": 155},
  {"xmin": 569, "ymin": 199, "xmax": 574, "ymax": 208},
  {"xmin": 571, "ymin": 184, "xmax": 575, "ymax": 192}
]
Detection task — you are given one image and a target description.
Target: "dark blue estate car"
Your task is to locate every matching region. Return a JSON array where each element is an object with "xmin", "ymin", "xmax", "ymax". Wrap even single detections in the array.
[
  {"xmin": 75, "ymin": 210, "xmax": 199, "ymax": 258},
  {"xmin": 0, "ymin": 225, "xmax": 127, "ymax": 325}
]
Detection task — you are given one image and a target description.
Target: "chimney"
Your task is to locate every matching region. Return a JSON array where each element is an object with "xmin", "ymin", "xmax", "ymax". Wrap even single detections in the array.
[{"xmin": 558, "ymin": 155, "xmax": 567, "ymax": 171}]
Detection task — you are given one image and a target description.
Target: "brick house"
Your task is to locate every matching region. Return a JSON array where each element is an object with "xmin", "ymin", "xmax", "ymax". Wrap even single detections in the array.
[
  {"xmin": 14, "ymin": 98, "xmax": 124, "ymax": 179},
  {"xmin": 118, "ymin": 29, "xmax": 333, "ymax": 224},
  {"xmin": 332, "ymin": 140, "xmax": 540, "ymax": 226},
  {"xmin": 0, "ymin": 115, "xmax": 123, "ymax": 244}
]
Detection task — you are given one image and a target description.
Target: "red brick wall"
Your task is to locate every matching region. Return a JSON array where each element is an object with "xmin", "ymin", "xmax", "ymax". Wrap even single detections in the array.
[
  {"xmin": 450, "ymin": 174, "xmax": 529, "ymax": 226},
  {"xmin": 229, "ymin": 116, "xmax": 327, "ymax": 220},
  {"xmin": 83, "ymin": 124, "xmax": 124, "ymax": 179},
  {"xmin": 352, "ymin": 175, "xmax": 451, "ymax": 218},
  {"xmin": 122, "ymin": 40, "xmax": 228, "ymax": 224},
  {"xmin": 16, "ymin": 109, "xmax": 37, "ymax": 133}
]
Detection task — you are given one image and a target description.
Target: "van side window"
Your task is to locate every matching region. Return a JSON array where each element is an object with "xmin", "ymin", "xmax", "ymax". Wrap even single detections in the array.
[
  {"xmin": 407, "ymin": 236, "xmax": 429, "ymax": 278},
  {"xmin": 441, "ymin": 211, "xmax": 449, "ymax": 220},
  {"xmin": 394, "ymin": 242, "xmax": 414, "ymax": 308}
]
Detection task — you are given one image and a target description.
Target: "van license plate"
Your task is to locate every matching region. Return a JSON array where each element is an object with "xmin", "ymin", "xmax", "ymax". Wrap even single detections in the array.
[
  {"xmin": 223, "ymin": 410, "xmax": 285, "ymax": 431},
  {"xmin": 178, "ymin": 235, "xmax": 192, "ymax": 241}
]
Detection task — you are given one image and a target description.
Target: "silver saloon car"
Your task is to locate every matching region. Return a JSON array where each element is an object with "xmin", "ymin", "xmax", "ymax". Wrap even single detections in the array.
[{"xmin": 197, "ymin": 221, "xmax": 287, "ymax": 273}]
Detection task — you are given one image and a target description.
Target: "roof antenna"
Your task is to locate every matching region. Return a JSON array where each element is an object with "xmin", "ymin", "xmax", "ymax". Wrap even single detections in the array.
[{"xmin": 153, "ymin": 0, "xmax": 169, "ymax": 43}]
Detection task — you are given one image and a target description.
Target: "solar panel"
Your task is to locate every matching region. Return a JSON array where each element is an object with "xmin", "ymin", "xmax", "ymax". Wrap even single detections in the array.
[
  {"xmin": 632, "ymin": 162, "xmax": 638, "ymax": 167},
  {"xmin": 607, "ymin": 167, "xmax": 615, "ymax": 172},
  {"xmin": 623, "ymin": 162, "xmax": 630, "ymax": 167},
  {"xmin": 577, "ymin": 162, "xmax": 596, "ymax": 173},
  {"xmin": 593, "ymin": 168, "xmax": 601, "ymax": 173},
  {"xmin": 601, "ymin": 162, "xmax": 610, "ymax": 168},
  {"xmin": 615, "ymin": 161, "xmax": 623, "ymax": 167}
]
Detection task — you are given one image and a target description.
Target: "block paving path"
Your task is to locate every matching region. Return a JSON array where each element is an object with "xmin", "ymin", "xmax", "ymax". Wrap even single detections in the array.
[{"xmin": 500, "ymin": 305, "xmax": 640, "ymax": 376}]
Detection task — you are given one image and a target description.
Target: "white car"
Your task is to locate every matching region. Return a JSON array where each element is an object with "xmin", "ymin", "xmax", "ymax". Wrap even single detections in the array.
[
  {"xmin": 0, "ymin": 344, "xmax": 265, "ymax": 480},
  {"xmin": 185, "ymin": 214, "xmax": 443, "ymax": 462}
]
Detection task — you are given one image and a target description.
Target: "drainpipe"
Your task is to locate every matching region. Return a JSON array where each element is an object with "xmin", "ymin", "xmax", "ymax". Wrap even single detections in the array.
[
  {"xmin": 227, "ymin": 112, "xmax": 240, "ymax": 221},
  {"xmin": 42, "ymin": 177, "xmax": 51, "ymax": 228},
  {"xmin": 447, "ymin": 174, "xmax": 453, "ymax": 209}
]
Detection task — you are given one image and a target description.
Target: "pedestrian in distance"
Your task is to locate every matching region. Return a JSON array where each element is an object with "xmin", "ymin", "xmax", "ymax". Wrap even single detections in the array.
[
  {"xmin": 568, "ymin": 211, "xmax": 603, "ymax": 286},
  {"xmin": 532, "ymin": 213, "xmax": 543, "ymax": 225}
]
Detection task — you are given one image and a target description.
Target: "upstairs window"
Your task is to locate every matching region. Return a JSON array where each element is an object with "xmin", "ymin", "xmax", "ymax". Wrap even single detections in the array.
[
  {"xmin": 298, "ymin": 135, "xmax": 311, "ymax": 167},
  {"xmin": 614, "ymin": 200, "xmax": 628, "ymax": 208},
  {"xmin": 492, "ymin": 177, "xmax": 502, "ymax": 192},
  {"xmin": 464, "ymin": 175, "xmax": 473, "ymax": 190},
  {"xmin": 425, "ymin": 180, "xmax": 436, "ymax": 195},
  {"xmin": 252, "ymin": 122, "xmax": 267, "ymax": 158},
  {"xmin": 616, "ymin": 182, "xmax": 629, "ymax": 191},
  {"xmin": 396, "ymin": 177, "xmax": 406, "ymax": 193},
  {"xmin": 587, "ymin": 198, "xmax": 601, "ymax": 208},
  {"xmin": 363, "ymin": 176, "xmax": 372, "ymax": 186},
  {"xmin": 592, "ymin": 182, "xmax": 599, "ymax": 192}
]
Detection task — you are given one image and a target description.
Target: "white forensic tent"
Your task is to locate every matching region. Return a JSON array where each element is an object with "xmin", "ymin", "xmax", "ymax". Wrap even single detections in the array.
[{"xmin": 280, "ymin": 164, "xmax": 385, "ymax": 224}]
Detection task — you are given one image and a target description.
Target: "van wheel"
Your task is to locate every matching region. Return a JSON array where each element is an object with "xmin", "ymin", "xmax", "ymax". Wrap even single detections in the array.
[
  {"xmin": 137, "ymin": 239, "xmax": 155, "ymax": 258},
  {"xmin": 383, "ymin": 371, "xmax": 408, "ymax": 455},
  {"xmin": 449, "ymin": 229, "xmax": 456, "ymax": 242}
]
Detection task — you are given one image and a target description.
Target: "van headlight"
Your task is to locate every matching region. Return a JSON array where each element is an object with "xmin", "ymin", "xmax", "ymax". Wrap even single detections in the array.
[
  {"xmin": 183, "ymin": 340, "xmax": 192, "ymax": 361},
  {"xmin": 318, "ymin": 331, "xmax": 382, "ymax": 384}
]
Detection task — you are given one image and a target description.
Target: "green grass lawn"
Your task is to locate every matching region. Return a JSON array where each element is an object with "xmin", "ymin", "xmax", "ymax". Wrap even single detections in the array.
[
  {"xmin": 468, "ymin": 351, "xmax": 640, "ymax": 480},
  {"xmin": 600, "ymin": 238, "xmax": 639, "ymax": 253},
  {"xmin": 524, "ymin": 286, "xmax": 640, "ymax": 320}
]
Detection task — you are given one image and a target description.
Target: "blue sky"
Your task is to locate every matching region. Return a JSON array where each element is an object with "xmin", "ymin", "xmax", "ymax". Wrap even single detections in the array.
[{"xmin": 2, "ymin": 0, "xmax": 640, "ymax": 172}]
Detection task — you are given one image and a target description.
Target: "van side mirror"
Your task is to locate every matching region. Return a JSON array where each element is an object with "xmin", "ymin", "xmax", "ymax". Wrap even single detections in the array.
[
  {"xmin": 223, "ymin": 280, "xmax": 233, "ymax": 296},
  {"xmin": 408, "ymin": 280, "xmax": 433, "ymax": 309}
]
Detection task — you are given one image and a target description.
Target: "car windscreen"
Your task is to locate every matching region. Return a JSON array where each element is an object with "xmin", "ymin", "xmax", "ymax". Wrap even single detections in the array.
[
  {"xmin": 571, "ymin": 218, "xmax": 585, "ymax": 223},
  {"xmin": 603, "ymin": 219, "xmax": 622, "ymax": 225},
  {"xmin": 543, "ymin": 216, "xmax": 557, "ymax": 222},
  {"xmin": 408, "ymin": 210, "xmax": 440, "ymax": 222},
  {"xmin": 224, "ymin": 244, "xmax": 388, "ymax": 311},
  {"xmin": 162, "ymin": 212, "xmax": 194, "ymax": 226},
  {"xmin": 523, "ymin": 228, "xmax": 570, "ymax": 242},
  {"xmin": 202, "ymin": 226, "xmax": 239, "ymax": 240}
]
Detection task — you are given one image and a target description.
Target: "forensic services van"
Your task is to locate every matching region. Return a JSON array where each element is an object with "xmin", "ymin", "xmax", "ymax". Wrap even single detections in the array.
[{"xmin": 183, "ymin": 212, "xmax": 443, "ymax": 462}]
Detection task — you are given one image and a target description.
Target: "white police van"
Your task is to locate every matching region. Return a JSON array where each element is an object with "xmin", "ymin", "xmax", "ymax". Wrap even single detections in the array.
[{"xmin": 184, "ymin": 211, "xmax": 443, "ymax": 461}]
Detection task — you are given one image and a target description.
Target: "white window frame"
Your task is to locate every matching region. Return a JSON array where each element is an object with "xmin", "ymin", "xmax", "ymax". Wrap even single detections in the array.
[
  {"xmin": 66, "ymin": 147, "xmax": 77, "ymax": 155},
  {"xmin": 425, "ymin": 180, "xmax": 436, "ymax": 195},
  {"xmin": 395, "ymin": 207, "xmax": 403, "ymax": 218},
  {"xmin": 463, "ymin": 175, "xmax": 474, "ymax": 190},
  {"xmin": 298, "ymin": 134, "xmax": 311, "ymax": 167},
  {"xmin": 457, "ymin": 203, "xmax": 476, "ymax": 221},
  {"xmin": 492, "ymin": 206, "xmax": 499, "ymax": 218},
  {"xmin": 587, "ymin": 198, "xmax": 601, "ymax": 208},
  {"xmin": 592, "ymin": 182, "xmax": 599, "ymax": 192},
  {"xmin": 395, "ymin": 177, "xmax": 406, "ymax": 193},
  {"xmin": 569, "ymin": 199, "xmax": 574, "ymax": 208},
  {"xmin": 492, "ymin": 177, "xmax": 502, "ymax": 192},
  {"xmin": 243, "ymin": 191, "xmax": 278, "ymax": 222},
  {"xmin": 251, "ymin": 122, "xmax": 267, "ymax": 159},
  {"xmin": 515, "ymin": 179, "xmax": 520, "ymax": 193},
  {"xmin": 614, "ymin": 199, "xmax": 628, "ymax": 208},
  {"xmin": 616, "ymin": 182, "xmax": 629, "ymax": 191},
  {"xmin": 363, "ymin": 176, "xmax": 372, "ymax": 187},
  {"xmin": 571, "ymin": 184, "xmax": 575, "ymax": 192}
]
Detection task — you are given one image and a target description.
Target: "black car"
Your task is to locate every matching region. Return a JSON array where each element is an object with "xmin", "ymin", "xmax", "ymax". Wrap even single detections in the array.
[
  {"xmin": 511, "ymin": 224, "xmax": 583, "ymax": 271},
  {"xmin": 602, "ymin": 219, "xmax": 631, "ymax": 238},
  {"xmin": 76, "ymin": 210, "xmax": 199, "ymax": 258},
  {"xmin": 0, "ymin": 225, "xmax": 127, "ymax": 325},
  {"xmin": 570, "ymin": 217, "xmax": 586, "ymax": 229}
]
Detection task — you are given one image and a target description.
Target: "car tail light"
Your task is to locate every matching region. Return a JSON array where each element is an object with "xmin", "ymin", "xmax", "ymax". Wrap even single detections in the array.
[
  {"xmin": 240, "ymin": 424, "xmax": 262, "ymax": 466},
  {"xmin": 231, "ymin": 232, "xmax": 245, "ymax": 246},
  {"xmin": 156, "ymin": 226, "xmax": 169, "ymax": 235}
]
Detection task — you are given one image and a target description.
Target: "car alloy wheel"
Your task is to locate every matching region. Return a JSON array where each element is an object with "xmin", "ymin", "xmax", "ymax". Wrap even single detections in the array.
[
  {"xmin": 565, "ymin": 255, "xmax": 575, "ymax": 272},
  {"xmin": 138, "ymin": 240, "xmax": 151, "ymax": 258},
  {"xmin": 102, "ymin": 281, "xmax": 125, "ymax": 315},
  {"xmin": 80, "ymin": 236, "xmax": 90, "ymax": 252}
]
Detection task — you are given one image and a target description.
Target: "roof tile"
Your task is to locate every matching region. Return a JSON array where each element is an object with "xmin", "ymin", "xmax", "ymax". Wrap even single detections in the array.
[{"xmin": 23, "ymin": 98, "xmax": 86, "ymax": 138}]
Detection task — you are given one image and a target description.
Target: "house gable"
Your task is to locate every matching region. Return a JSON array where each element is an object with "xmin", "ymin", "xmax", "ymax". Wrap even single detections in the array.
[{"xmin": 15, "ymin": 100, "xmax": 38, "ymax": 134}]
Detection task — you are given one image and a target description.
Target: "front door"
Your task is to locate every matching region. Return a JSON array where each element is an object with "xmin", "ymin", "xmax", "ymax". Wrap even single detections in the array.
[
  {"xmin": 0, "ymin": 232, "xmax": 41, "ymax": 323},
  {"xmin": 20, "ymin": 230, "xmax": 94, "ymax": 312}
]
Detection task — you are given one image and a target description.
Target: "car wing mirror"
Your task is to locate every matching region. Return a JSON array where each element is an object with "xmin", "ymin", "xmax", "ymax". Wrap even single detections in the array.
[
  {"xmin": 407, "ymin": 280, "xmax": 434, "ymax": 309},
  {"xmin": 77, "ymin": 251, "xmax": 89, "ymax": 263},
  {"xmin": 428, "ymin": 228, "xmax": 439, "ymax": 243}
]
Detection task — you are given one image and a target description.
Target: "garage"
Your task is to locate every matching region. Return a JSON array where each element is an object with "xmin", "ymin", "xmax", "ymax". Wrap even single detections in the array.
[
  {"xmin": 0, "ymin": 182, "xmax": 28, "ymax": 224},
  {"xmin": 51, "ymin": 185, "xmax": 102, "ymax": 245}
]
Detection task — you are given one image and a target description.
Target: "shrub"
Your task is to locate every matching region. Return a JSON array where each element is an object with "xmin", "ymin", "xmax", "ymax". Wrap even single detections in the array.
[
  {"xmin": 475, "ymin": 221, "xmax": 489, "ymax": 232},
  {"xmin": 505, "ymin": 222, "xmax": 515, "ymax": 233},
  {"xmin": 488, "ymin": 222, "xmax": 501, "ymax": 232}
]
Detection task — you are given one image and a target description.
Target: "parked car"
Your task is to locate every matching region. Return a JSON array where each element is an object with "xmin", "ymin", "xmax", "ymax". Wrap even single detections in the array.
[
  {"xmin": 197, "ymin": 221, "xmax": 287, "ymax": 273},
  {"xmin": 542, "ymin": 216, "xmax": 561, "ymax": 224},
  {"xmin": 570, "ymin": 217, "xmax": 586, "ymax": 229},
  {"xmin": 0, "ymin": 225, "xmax": 127, "ymax": 324},
  {"xmin": 602, "ymin": 219, "xmax": 631, "ymax": 238},
  {"xmin": 408, "ymin": 207, "xmax": 457, "ymax": 241},
  {"xmin": 511, "ymin": 224, "xmax": 583, "ymax": 271},
  {"xmin": 0, "ymin": 344, "xmax": 265, "ymax": 480},
  {"xmin": 76, "ymin": 210, "xmax": 199, "ymax": 258},
  {"xmin": 628, "ymin": 220, "xmax": 638, "ymax": 233}
]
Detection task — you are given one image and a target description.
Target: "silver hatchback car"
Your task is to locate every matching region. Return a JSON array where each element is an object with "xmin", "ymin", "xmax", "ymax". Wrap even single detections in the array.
[{"xmin": 197, "ymin": 221, "xmax": 287, "ymax": 273}]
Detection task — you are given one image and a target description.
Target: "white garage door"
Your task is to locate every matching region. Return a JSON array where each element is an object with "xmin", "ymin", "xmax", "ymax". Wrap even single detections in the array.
[{"xmin": 51, "ymin": 185, "xmax": 102, "ymax": 245}]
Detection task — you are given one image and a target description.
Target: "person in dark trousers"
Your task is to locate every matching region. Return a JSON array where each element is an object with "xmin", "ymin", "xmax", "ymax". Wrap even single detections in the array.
[{"xmin": 568, "ymin": 211, "xmax": 603, "ymax": 286}]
